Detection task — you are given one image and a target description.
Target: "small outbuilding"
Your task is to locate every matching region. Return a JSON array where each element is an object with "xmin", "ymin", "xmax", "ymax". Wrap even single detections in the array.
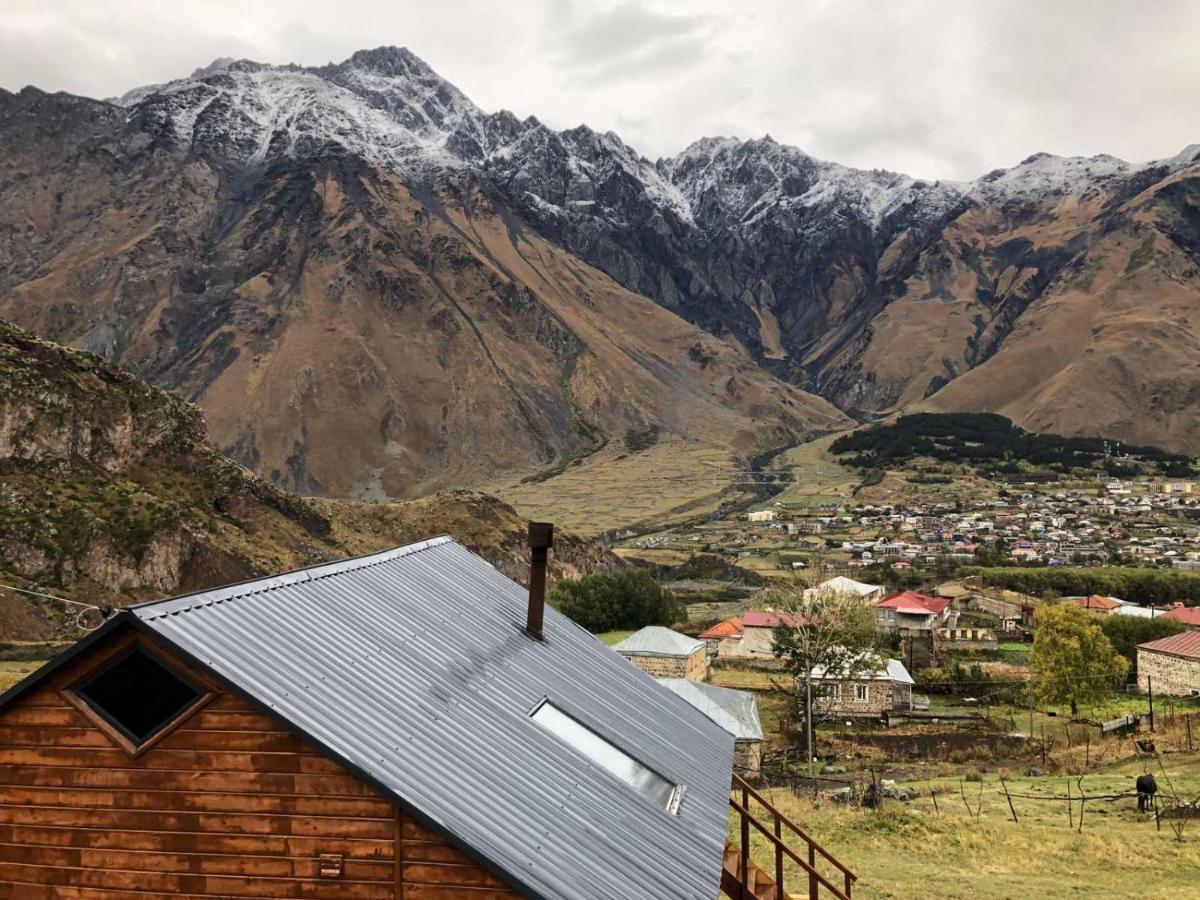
[
  {"xmin": 658, "ymin": 678, "xmax": 765, "ymax": 778},
  {"xmin": 612, "ymin": 626, "xmax": 709, "ymax": 681}
]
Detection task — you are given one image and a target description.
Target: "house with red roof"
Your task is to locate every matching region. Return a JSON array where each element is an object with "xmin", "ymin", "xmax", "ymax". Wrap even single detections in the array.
[
  {"xmin": 717, "ymin": 611, "xmax": 806, "ymax": 660},
  {"xmin": 1137, "ymin": 631, "xmax": 1200, "ymax": 696},
  {"xmin": 1161, "ymin": 604, "xmax": 1200, "ymax": 631},
  {"xmin": 697, "ymin": 617, "xmax": 743, "ymax": 656},
  {"xmin": 1064, "ymin": 595, "xmax": 1123, "ymax": 615},
  {"xmin": 875, "ymin": 591, "xmax": 953, "ymax": 634}
]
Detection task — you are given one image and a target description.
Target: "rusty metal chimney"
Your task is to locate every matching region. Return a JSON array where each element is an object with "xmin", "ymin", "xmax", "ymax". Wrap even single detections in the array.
[{"xmin": 526, "ymin": 522, "xmax": 554, "ymax": 639}]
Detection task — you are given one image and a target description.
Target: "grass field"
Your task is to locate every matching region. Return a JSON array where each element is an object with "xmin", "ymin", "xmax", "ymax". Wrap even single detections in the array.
[
  {"xmin": 732, "ymin": 753, "xmax": 1200, "ymax": 899},
  {"xmin": 594, "ymin": 630, "xmax": 635, "ymax": 646},
  {"xmin": 0, "ymin": 660, "xmax": 40, "ymax": 692},
  {"xmin": 487, "ymin": 438, "xmax": 740, "ymax": 535}
]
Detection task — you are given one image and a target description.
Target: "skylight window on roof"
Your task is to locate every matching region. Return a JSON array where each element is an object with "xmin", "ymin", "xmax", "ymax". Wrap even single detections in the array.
[{"xmin": 530, "ymin": 700, "xmax": 682, "ymax": 814}]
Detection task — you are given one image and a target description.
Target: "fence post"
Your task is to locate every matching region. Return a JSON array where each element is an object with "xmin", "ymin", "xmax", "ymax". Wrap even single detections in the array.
[
  {"xmin": 774, "ymin": 814, "xmax": 783, "ymax": 900},
  {"xmin": 1148, "ymin": 676, "xmax": 1155, "ymax": 733},
  {"xmin": 808, "ymin": 842, "xmax": 817, "ymax": 899},
  {"xmin": 740, "ymin": 784, "xmax": 749, "ymax": 897}
]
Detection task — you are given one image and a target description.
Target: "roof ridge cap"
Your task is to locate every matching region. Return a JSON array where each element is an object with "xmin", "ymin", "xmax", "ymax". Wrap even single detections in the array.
[{"xmin": 134, "ymin": 535, "xmax": 456, "ymax": 620}]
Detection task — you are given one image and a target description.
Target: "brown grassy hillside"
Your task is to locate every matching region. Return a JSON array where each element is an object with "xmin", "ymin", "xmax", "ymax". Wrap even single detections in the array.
[{"xmin": 0, "ymin": 320, "xmax": 619, "ymax": 641}]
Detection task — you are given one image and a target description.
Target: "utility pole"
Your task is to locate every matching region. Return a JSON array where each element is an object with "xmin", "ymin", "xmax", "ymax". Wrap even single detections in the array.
[
  {"xmin": 806, "ymin": 678, "xmax": 815, "ymax": 779},
  {"xmin": 1148, "ymin": 676, "xmax": 1155, "ymax": 733}
]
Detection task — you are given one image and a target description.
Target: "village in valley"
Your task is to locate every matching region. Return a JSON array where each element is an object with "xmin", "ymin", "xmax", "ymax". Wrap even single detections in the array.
[{"xmin": 576, "ymin": 419, "xmax": 1200, "ymax": 897}]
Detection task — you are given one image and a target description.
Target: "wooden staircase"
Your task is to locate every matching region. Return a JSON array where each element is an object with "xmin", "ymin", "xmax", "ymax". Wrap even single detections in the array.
[{"xmin": 721, "ymin": 774, "xmax": 856, "ymax": 900}]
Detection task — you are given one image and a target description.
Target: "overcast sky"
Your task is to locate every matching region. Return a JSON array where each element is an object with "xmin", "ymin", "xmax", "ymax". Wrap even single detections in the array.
[{"xmin": 3, "ymin": 0, "xmax": 1198, "ymax": 179}]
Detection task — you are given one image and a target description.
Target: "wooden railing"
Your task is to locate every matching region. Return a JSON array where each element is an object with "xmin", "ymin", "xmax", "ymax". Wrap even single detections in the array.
[{"xmin": 729, "ymin": 773, "xmax": 856, "ymax": 900}]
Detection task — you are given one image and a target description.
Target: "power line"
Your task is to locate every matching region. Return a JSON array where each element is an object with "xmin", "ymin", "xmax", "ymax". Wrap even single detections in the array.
[{"xmin": 0, "ymin": 583, "xmax": 114, "ymax": 631}]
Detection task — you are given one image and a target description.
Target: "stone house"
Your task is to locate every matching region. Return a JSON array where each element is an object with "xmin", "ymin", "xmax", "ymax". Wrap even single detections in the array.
[
  {"xmin": 1137, "ymin": 631, "xmax": 1200, "ymax": 696},
  {"xmin": 809, "ymin": 654, "xmax": 915, "ymax": 719},
  {"xmin": 658, "ymin": 678, "xmax": 764, "ymax": 779},
  {"xmin": 612, "ymin": 626, "xmax": 708, "ymax": 681}
]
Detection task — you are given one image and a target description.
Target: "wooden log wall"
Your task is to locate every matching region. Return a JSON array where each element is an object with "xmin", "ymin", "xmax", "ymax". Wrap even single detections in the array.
[{"xmin": 0, "ymin": 628, "xmax": 524, "ymax": 899}]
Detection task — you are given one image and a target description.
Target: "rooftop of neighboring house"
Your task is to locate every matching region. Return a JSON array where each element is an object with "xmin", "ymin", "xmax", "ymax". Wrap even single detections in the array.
[
  {"xmin": 1064, "ymin": 594, "xmax": 1123, "ymax": 611},
  {"xmin": 658, "ymin": 679, "xmax": 764, "ymax": 742},
  {"xmin": 809, "ymin": 652, "xmax": 915, "ymax": 685},
  {"xmin": 1161, "ymin": 605, "xmax": 1200, "ymax": 627},
  {"xmin": 875, "ymin": 591, "xmax": 951, "ymax": 616},
  {"xmin": 806, "ymin": 575, "xmax": 881, "ymax": 597},
  {"xmin": 612, "ymin": 625, "xmax": 706, "ymax": 658},
  {"xmin": 742, "ymin": 611, "xmax": 806, "ymax": 629},
  {"xmin": 698, "ymin": 618, "xmax": 743, "ymax": 641},
  {"xmin": 1138, "ymin": 630, "xmax": 1200, "ymax": 661}
]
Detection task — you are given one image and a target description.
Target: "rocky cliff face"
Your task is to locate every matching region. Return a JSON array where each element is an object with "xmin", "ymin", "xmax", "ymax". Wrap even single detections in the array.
[
  {"xmin": 0, "ymin": 321, "xmax": 620, "ymax": 638},
  {"xmin": 2, "ymin": 45, "xmax": 1198, "ymax": 466}
]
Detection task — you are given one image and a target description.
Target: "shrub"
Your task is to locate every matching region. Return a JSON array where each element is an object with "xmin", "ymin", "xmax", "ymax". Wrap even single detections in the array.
[
  {"xmin": 548, "ymin": 569, "xmax": 684, "ymax": 633},
  {"xmin": 1099, "ymin": 615, "xmax": 1186, "ymax": 671}
]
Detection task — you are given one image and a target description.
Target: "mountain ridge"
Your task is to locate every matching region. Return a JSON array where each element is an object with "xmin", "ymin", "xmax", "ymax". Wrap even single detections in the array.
[{"xmin": 2, "ymin": 44, "xmax": 1198, "ymax": 500}]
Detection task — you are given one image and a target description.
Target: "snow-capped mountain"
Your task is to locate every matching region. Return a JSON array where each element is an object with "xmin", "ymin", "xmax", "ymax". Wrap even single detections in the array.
[{"xmin": 3, "ymin": 44, "xmax": 1200, "ymax": 493}]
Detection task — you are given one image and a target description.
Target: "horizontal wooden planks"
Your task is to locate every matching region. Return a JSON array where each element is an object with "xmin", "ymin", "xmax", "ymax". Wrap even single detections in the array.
[
  {"xmin": 0, "ymin": 628, "xmax": 529, "ymax": 899},
  {"xmin": 399, "ymin": 814, "xmax": 524, "ymax": 898},
  {"xmin": 0, "ymin": 631, "xmax": 398, "ymax": 898}
]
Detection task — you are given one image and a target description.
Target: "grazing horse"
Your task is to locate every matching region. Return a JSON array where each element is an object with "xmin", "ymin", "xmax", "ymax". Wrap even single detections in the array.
[{"xmin": 1136, "ymin": 774, "xmax": 1157, "ymax": 813}]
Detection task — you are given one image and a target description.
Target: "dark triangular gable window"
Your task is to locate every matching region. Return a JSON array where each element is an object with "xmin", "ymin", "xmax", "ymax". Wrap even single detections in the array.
[{"xmin": 69, "ymin": 643, "xmax": 210, "ymax": 755}]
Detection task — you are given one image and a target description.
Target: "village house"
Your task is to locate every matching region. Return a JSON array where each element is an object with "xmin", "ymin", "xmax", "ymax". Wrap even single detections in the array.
[
  {"xmin": 720, "ymin": 611, "xmax": 804, "ymax": 660},
  {"xmin": 658, "ymin": 679, "xmax": 765, "ymax": 779},
  {"xmin": 0, "ymin": 533, "xmax": 739, "ymax": 899},
  {"xmin": 875, "ymin": 591, "xmax": 953, "ymax": 633},
  {"xmin": 698, "ymin": 617, "xmax": 743, "ymax": 656},
  {"xmin": 613, "ymin": 626, "xmax": 709, "ymax": 681},
  {"xmin": 1063, "ymin": 595, "xmax": 1123, "ymax": 615},
  {"xmin": 809, "ymin": 654, "xmax": 916, "ymax": 718},
  {"xmin": 1137, "ymin": 631, "xmax": 1200, "ymax": 696},
  {"xmin": 747, "ymin": 509, "xmax": 776, "ymax": 523}
]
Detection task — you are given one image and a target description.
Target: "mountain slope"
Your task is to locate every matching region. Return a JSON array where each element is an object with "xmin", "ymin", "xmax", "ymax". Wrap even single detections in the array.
[
  {"xmin": 2, "ymin": 45, "xmax": 1199, "ymax": 465},
  {"xmin": 0, "ymin": 320, "xmax": 619, "ymax": 639},
  {"xmin": 0, "ymin": 71, "xmax": 848, "ymax": 498}
]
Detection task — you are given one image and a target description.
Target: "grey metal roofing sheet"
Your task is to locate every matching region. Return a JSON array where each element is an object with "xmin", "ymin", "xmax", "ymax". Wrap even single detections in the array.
[
  {"xmin": 132, "ymin": 536, "xmax": 732, "ymax": 900},
  {"xmin": 612, "ymin": 626, "xmax": 705, "ymax": 658},
  {"xmin": 657, "ymin": 679, "xmax": 764, "ymax": 742}
]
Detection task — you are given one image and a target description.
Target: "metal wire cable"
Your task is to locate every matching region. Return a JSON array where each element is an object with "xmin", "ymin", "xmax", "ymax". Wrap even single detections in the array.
[{"xmin": 0, "ymin": 583, "xmax": 114, "ymax": 631}]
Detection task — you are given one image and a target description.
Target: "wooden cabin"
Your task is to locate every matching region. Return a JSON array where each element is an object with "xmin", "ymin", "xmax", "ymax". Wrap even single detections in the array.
[{"xmin": 0, "ymin": 533, "xmax": 740, "ymax": 899}]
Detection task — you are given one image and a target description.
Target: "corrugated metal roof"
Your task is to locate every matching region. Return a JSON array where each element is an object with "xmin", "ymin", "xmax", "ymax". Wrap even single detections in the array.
[
  {"xmin": 810, "ymin": 651, "xmax": 914, "ymax": 685},
  {"xmin": 132, "ymin": 537, "xmax": 732, "ymax": 900},
  {"xmin": 658, "ymin": 679, "xmax": 764, "ymax": 742},
  {"xmin": 743, "ymin": 611, "xmax": 804, "ymax": 629},
  {"xmin": 612, "ymin": 625, "xmax": 705, "ymax": 658},
  {"xmin": 1139, "ymin": 630, "xmax": 1200, "ymax": 660}
]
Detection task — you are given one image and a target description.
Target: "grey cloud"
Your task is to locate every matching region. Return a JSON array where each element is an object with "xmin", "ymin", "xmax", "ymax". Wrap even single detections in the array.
[{"xmin": 1, "ymin": 0, "xmax": 1196, "ymax": 181}]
